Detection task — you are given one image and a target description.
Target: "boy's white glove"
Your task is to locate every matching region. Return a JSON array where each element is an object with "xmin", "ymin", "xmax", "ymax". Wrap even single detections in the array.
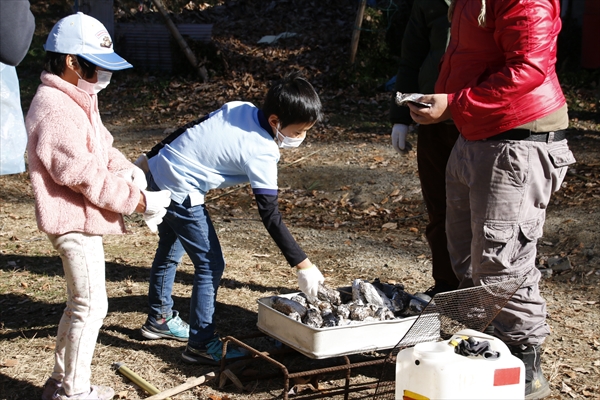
[
  {"xmin": 117, "ymin": 166, "xmax": 147, "ymax": 190},
  {"xmin": 142, "ymin": 189, "xmax": 171, "ymax": 233},
  {"xmin": 391, "ymin": 123, "xmax": 412, "ymax": 153},
  {"xmin": 297, "ymin": 264, "xmax": 325, "ymax": 301},
  {"xmin": 134, "ymin": 154, "xmax": 150, "ymax": 174}
]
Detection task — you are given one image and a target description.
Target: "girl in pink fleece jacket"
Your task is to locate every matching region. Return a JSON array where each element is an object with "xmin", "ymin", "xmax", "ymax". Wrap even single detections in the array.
[{"xmin": 25, "ymin": 13, "xmax": 171, "ymax": 400}]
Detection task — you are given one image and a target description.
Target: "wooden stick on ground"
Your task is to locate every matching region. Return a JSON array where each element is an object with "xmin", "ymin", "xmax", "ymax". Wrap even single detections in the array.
[{"xmin": 145, "ymin": 372, "xmax": 216, "ymax": 400}]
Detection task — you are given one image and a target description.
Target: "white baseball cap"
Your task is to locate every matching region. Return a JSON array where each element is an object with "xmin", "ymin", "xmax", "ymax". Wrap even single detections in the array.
[{"xmin": 44, "ymin": 12, "xmax": 132, "ymax": 70}]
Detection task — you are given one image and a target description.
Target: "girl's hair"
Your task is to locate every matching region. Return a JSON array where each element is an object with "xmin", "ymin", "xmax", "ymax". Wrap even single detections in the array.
[
  {"xmin": 44, "ymin": 51, "xmax": 97, "ymax": 79},
  {"xmin": 449, "ymin": 0, "xmax": 487, "ymax": 27},
  {"xmin": 262, "ymin": 71, "xmax": 322, "ymax": 128}
]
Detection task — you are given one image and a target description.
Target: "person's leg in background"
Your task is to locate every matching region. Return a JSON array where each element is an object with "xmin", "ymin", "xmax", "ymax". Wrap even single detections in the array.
[
  {"xmin": 445, "ymin": 135, "xmax": 475, "ymax": 291},
  {"xmin": 417, "ymin": 122, "xmax": 461, "ymax": 295}
]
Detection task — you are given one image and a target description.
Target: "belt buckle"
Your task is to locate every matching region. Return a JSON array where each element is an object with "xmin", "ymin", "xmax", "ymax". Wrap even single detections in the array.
[{"xmin": 547, "ymin": 131, "xmax": 555, "ymax": 143}]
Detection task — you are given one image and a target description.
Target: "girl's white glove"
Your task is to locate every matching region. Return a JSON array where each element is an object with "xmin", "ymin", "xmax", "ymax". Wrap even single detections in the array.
[
  {"xmin": 117, "ymin": 166, "xmax": 148, "ymax": 190},
  {"xmin": 297, "ymin": 264, "xmax": 325, "ymax": 301},
  {"xmin": 142, "ymin": 189, "xmax": 171, "ymax": 233},
  {"xmin": 391, "ymin": 123, "xmax": 412, "ymax": 153}
]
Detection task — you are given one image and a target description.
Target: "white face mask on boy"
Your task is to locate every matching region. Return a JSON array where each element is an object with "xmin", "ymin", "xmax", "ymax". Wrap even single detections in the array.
[
  {"xmin": 76, "ymin": 70, "xmax": 112, "ymax": 95},
  {"xmin": 275, "ymin": 124, "xmax": 305, "ymax": 148}
]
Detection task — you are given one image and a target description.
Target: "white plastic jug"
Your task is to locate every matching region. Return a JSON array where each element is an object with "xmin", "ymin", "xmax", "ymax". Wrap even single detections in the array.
[{"xmin": 395, "ymin": 329, "xmax": 525, "ymax": 400}]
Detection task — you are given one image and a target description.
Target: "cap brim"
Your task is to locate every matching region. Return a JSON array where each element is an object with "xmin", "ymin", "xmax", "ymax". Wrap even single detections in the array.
[{"xmin": 79, "ymin": 52, "xmax": 132, "ymax": 71}]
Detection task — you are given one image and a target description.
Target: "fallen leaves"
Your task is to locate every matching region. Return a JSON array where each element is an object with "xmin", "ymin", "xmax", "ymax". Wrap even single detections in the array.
[
  {"xmin": 381, "ymin": 222, "xmax": 397, "ymax": 230},
  {"xmin": 1, "ymin": 359, "xmax": 18, "ymax": 367}
]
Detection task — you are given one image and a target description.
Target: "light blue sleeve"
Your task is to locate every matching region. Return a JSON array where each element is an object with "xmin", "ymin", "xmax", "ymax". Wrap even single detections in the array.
[
  {"xmin": 0, "ymin": 63, "xmax": 27, "ymax": 175},
  {"xmin": 245, "ymin": 152, "xmax": 279, "ymax": 196}
]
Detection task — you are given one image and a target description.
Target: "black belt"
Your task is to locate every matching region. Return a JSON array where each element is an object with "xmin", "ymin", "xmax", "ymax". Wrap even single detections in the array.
[{"xmin": 486, "ymin": 129, "xmax": 566, "ymax": 142}]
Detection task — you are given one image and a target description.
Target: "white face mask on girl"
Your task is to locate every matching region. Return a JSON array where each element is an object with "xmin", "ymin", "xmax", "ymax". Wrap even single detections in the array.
[
  {"xmin": 275, "ymin": 125, "xmax": 305, "ymax": 148},
  {"xmin": 76, "ymin": 70, "xmax": 112, "ymax": 95}
]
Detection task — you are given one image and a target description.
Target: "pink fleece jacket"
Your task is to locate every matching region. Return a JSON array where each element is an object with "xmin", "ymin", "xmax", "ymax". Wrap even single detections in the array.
[{"xmin": 26, "ymin": 71, "xmax": 140, "ymax": 235}]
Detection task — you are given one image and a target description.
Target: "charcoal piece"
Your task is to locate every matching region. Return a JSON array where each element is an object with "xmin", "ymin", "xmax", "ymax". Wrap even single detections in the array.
[
  {"xmin": 391, "ymin": 291, "xmax": 406, "ymax": 314},
  {"xmin": 372, "ymin": 284, "xmax": 398, "ymax": 312},
  {"xmin": 290, "ymin": 294, "xmax": 307, "ymax": 307},
  {"xmin": 371, "ymin": 278, "xmax": 405, "ymax": 298},
  {"xmin": 288, "ymin": 311, "xmax": 302, "ymax": 322},
  {"xmin": 271, "ymin": 296, "xmax": 307, "ymax": 318},
  {"xmin": 335, "ymin": 303, "xmax": 351, "ymax": 319},
  {"xmin": 349, "ymin": 303, "xmax": 374, "ymax": 321},
  {"xmin": 338, "ymin": 287, "xmax": 353, "ymax": 303},
  {"xmin": 317, "ymin": 283, "xmax": 342, "ymax": 305},
  {"xmin": 316, "ymin": 300, "xmax": 333, "ymax": 312},
  {"xmin": 374, "ymin": 307, "xmax": 396, "ymax": 321},
  {"xmin": 352, "ymin": 279, "xmax": 366, "ymax": 305},
  {"xmin": 406, "ymin": 297, "xmax": 427, "ymax": 316},
  {"xmin": 321, "ymin": 309, "xmax": 339, "ymax": 327},
  {"xmin": 360, "ymin": 280, "xmax": 385, "ymax": 308},
  {"xmin": 302, "ymin": 307, "xmax": 323, "ymax": 328}
]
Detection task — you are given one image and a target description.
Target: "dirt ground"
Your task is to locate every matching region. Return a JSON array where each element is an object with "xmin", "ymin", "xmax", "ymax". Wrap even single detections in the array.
[{"xmin": 1, "ymin": 0, "xmax": 600, "ymax": 399}]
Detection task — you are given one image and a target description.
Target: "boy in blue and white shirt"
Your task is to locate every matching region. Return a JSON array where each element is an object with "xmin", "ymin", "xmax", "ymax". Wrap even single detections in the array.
[{"xmin": 138, "ymin": 72, "xmax": 325, "ymax": 364}]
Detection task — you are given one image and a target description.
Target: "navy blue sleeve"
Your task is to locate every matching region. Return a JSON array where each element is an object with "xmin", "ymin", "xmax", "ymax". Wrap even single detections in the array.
[{"xmin": 254, "ymin": 193, "xmax": 307, "ymax": 267}]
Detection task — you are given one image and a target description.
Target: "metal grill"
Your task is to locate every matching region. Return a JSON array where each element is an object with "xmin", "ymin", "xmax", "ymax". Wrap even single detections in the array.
[{"xmin": 372, "ymin": 277, "xmax": 525, "ymax": 399}]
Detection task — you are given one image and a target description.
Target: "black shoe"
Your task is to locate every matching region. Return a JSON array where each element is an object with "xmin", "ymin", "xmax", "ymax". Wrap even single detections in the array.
[
  {"xmin": 422, "ymin": 282, "xmax": 457, "ymax": 298},
  {"xmin": 509, "ymin": 344, "xmax": 551, "ymax": 399}
]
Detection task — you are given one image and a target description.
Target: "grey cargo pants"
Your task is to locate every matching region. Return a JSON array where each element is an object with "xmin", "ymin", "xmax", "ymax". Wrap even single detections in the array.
[{"xmin": 445, "ymin": 135, "xmax": 575, "ymax": 347}]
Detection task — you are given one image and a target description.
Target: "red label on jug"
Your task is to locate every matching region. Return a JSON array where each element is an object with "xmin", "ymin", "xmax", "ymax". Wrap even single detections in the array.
[{"xmin": 494, "ymin": 367, "xmax": 521, "ymax": 386}]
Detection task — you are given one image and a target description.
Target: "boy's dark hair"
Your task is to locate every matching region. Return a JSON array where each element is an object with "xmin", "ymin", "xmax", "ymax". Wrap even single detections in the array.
[
  {"xmin": 262, "ymin": 71, "xmax": 322, "ymax": 128},
  {"xmin": 44, "ymin": 51, "xmax": 96, "ymax": 79}
]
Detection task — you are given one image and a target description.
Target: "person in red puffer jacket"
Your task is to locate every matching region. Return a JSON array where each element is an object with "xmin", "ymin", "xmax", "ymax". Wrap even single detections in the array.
[{"xmin": 408, "ymin": 0, "xmax": 576, "ymax": 398}]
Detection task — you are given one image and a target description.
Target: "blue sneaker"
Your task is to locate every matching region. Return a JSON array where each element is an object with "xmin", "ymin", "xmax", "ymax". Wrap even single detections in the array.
[
  {"xmin": 181, "ymin": 335, "xmax": 247, "ymax": 365},
  {"xmin": 140, "ymin": 311, "xmax": 189, "ymax": 342}
]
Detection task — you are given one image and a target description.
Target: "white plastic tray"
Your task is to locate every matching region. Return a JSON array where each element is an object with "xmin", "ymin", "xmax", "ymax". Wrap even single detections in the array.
[{"xmin": 257, "ymin": 292, "xmax": 440, "ymax": 359}]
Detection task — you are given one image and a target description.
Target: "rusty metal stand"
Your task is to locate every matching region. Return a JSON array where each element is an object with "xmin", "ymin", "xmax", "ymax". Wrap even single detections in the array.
[{"xmin": 220, "ymin": 333, "xmax": 395, "ymax": 400}]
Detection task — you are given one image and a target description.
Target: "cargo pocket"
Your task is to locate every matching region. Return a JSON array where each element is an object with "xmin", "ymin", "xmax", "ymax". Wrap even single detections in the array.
[
  {"xmin": 548, "ymin": 144, "xmax": 576, "ymax": 168},
  {"xmin": 548, "ymin": 143, "xmax": 576, "ymax": 192},
  {"xmin": 482, "ymin": 222, "xmax": 517, "ymax": 268},
  {"xmin": 513, "ymin": 217, "xmax": 545, "ymax": 271}
]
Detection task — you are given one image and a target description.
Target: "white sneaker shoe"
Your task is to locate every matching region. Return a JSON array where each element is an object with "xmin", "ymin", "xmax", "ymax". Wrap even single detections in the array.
[
  {"xmin": 52, "ymin": 385, "xmax": 115, "ymax": 400},
  {"xmin": 41, "ymin": 378, "xmax": 62, "ymax": 400}
]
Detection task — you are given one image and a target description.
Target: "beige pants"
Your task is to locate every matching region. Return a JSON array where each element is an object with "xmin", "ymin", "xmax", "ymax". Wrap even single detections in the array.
[
  {"xmin": 47, "ymin": 232, "xmax": 108, "ymax": 396},
  {"xmin": 446, "ymin": 135, "xmax": 575, "ymax": 347}
]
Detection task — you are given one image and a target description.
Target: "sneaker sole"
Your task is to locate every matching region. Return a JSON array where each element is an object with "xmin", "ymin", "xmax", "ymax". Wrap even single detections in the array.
[
  {"xmin": 181, "ymin": 351, "xmax": 219, "ymax": 366},
  {"xmin": 140, "ymin": 327, "xmax": 189, "ymax": 342}
]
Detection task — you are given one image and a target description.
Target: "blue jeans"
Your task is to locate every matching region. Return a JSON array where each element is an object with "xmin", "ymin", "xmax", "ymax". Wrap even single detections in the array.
[{"xmin": 147, "ymin": 179, "xmax": 225, "ymax": 347}]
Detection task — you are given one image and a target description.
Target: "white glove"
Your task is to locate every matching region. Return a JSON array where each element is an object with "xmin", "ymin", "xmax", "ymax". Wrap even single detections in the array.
[
  {"xmin": 116, "ymin": 167, "xmax": 147, "ymax": 190},
  {"xmin": 131, "ymin": 166, "xmax": 148, "ymax": 190},
  {"xmin": 391, "ymin": 124, "xmax": 412, "ymax": 153},
  {"xmin": 297, "ymin": 264, "xmax": 325, "ymax": 301},
  {"xmin": 144, "ymin": 210, "xmax": 166, "ymax": 233},
  {"xmin": 142, "ymin": 190, "xmax": 171, "ymax": 233},
  {"xmin": 134, "ymin": 154, "xmax": 150, "ymax": 174}
]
